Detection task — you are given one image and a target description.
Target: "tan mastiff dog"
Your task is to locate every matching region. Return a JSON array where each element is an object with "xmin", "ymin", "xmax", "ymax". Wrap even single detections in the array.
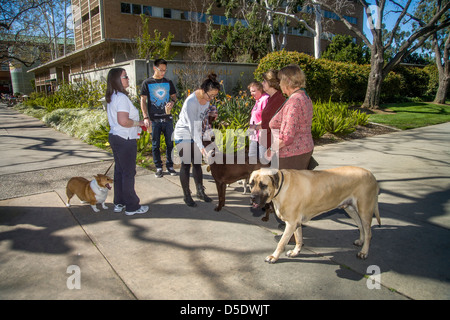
[{"xmin": 249, "ymin": 167, "xmax": 381, "ymax": 263}]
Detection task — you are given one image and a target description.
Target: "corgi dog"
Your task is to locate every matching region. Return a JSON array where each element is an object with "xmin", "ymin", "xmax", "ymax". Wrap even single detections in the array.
[{"xmin": 66, "ymin": 174, "xmax": 113, "ymax": 212}]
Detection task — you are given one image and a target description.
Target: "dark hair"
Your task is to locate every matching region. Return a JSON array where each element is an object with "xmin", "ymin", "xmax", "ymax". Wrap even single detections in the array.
[
  {"xmin": 200, "ymin": 73, "xmax": 221, "ymax": 93},
  {"xmin": 105, "ymin": 68, "xmax": 128, "ymax": 103},
  {"xmin": 154, "ymin": 58, "xmax": 167, "ymax": 67}
]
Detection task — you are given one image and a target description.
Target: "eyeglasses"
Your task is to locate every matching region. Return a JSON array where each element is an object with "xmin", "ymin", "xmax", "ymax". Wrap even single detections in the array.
[
  {"xmin": 205, "ymin": 91, "xmax": 217, "ymax": 100},
  {"xmin": 155, "ymin": 66, "xmax": 167, "ymax": 73},
  {"xmin": 121, "ymin": 75, "xmax": 129, "ymax": 79}
]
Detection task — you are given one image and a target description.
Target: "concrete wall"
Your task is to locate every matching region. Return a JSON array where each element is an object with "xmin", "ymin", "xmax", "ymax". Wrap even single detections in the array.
[{"xmin": 69, "ymin": 59, "xmax": 258, "ymax": 98}]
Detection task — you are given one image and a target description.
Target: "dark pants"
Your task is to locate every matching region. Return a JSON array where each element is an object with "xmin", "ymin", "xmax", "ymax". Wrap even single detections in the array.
[
  {"xmin": 152, "ymin": 120, "xmax": 174, "ymax": 169},
  {"xmin": 177, "ymin": 141, "xmax": 203, "ymax": 193},
  {"xmin": 109, "ymin": 134, "xmax": 140, "ymax": 212},
  {"xmin": 278, "ymin": 151, "xmax": 314, "ymax": 170}
]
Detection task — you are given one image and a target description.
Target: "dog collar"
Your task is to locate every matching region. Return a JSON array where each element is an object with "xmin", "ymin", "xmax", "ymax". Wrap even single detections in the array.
[{"xmin": 273, "ymin": 171, "xmax": 284, "ymax": 198}]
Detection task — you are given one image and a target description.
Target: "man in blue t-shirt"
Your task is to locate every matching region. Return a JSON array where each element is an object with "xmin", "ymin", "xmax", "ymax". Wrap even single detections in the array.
[{"xmin": 140, "ymin": 59, "xmax": 177, "ymax": 178}]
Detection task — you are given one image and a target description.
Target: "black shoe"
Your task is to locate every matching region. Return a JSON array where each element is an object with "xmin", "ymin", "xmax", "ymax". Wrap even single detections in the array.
[
  {"xmin": 167, "ymin": 167, "xmax": 177, "ymax": 176},
  {"xmin": 155, "ymin": 168, "xmax": 163, "ymax": 178},
  {"xmin": 184, "ymin": 194, "xmax": 197, "ymax": 207},
  {"xmin": 196, "ymin": 184, "xmax": 212, "ymax": 202}
]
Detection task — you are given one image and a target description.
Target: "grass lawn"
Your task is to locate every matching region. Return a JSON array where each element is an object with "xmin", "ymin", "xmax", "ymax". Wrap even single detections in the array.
[{"xmin": 369, "ymin": 101, "xmax": 450, "ymax": 130}]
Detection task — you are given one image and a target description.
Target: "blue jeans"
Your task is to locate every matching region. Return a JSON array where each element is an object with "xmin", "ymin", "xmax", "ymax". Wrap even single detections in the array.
[{"xmin": 151, "ymin": 120, "xmax": 174, "ymax": 169}]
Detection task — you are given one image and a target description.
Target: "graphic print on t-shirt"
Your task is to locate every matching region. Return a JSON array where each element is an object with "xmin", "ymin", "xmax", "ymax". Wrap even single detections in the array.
[{"xmin": 148, "ymin": 82, "xmax": 170, "ymax": 112}]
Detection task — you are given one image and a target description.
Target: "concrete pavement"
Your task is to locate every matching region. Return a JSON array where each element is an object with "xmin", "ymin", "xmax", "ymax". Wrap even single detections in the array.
[{"xmin": 0, "ymin": 103, "xmax": 449, "ymax": 300}]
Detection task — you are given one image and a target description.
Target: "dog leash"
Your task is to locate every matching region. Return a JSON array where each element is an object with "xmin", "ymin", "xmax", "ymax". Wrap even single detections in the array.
[
  {"xmin": 273, "ymin": 170, "xmax": 285, "ymax": 198},
  {"xmin": 104, "ymin": 160, "xmax": 114, "ymax": 176}
]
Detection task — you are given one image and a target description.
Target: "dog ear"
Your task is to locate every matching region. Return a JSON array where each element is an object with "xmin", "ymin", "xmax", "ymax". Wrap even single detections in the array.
[{"xmin": 269, "ymin": 172, "xmax": 280, "ymax": 190}]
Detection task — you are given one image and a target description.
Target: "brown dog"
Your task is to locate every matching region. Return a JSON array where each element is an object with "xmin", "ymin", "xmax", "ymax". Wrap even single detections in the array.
[
  {"xmin": 207, "ymin": 151, "xmax": 264, "ymax": 211},
  {"xmin": 66, "ymin": 174, "xmax": 113, "ymax": 212},
  {"xmin": 250, "ymin": 167, "xmax": 381, "ymax": 262}
]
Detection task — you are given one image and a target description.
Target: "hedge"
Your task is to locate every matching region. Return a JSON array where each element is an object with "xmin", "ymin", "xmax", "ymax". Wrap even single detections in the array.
[{"xmin": 255, "ymin": 50, "xmax": 436, "ymax": 103}]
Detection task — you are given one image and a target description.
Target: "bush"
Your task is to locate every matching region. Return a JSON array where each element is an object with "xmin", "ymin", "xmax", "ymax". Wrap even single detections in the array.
[
  {"xmin": 313, "ymin": 100, "xmax": 369, "ymax": 137},
  {"xmin": 42, "ymin": 108, "xmax": 109, "ymax": 142},
  {"xmin": 381, "ymin": 71, "xmax": 403, "ymax": 102},
  {"xmin": 319, "ymin": 59, "xmax": 370, "ymax": 102},
  {"xmin": 255, "ymin": 50, "xmax": 436, "ymax": 104},
  {"xmin": 394, "ymin": 65, "xmax": 429, "ymax": 98},
  {"xmin": 423, "ymin": 64, "xmax": 440, "ymax": 97},
  {"xmin": 24, "ymin": 81, "xmax": 106, "ymax": 112},
  {"xmin": 255, "ymin": 50, "xmax": 331, "ymax": 101}
]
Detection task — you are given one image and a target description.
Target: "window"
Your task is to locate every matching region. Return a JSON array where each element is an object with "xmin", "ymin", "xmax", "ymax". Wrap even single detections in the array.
[
  {"xmin": 172, "ymin": 9, "xmax": 183, "ymax": 20},
  {"xmin": 91, "ymin": 6, "xmax": 99, "ymax": 17},
  {"xmin": 163, "ymin": 8, "xmax": 171, "ymax": 18},
  {"xmin": 143, "ymin": 6, "xmax": 151, "ymax": 16},
  {"xmin": 132, "ymin": 4, "xmax": 142, "ymax": 15},
  {"xmin": 152, "ymin": 7, "xmax": 163, "ymax": 17},
  {"xmin": 82, "ymin": 13, "xmax": 89, "ymax": 23},
  {"xmin": 344, "ymin": 16, "xmax": 357, "ymax": 24},
  {"xmin": 121, "ymin": 3, "xmax": 131, "ymax": 14}
]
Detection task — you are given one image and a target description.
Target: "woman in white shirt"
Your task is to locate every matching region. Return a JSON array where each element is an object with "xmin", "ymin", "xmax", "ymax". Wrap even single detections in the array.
[
  {"xmin": 174, "ymin": 73, "xmax": 220, "ymax": 207},
  {"xmin": 106, "ymin": 68, "xmax": 148, "ymax": 215}
]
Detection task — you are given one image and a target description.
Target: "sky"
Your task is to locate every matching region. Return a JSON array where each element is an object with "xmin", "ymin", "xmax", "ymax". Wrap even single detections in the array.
[{"xmin": 362, "ymin": 0, "xmax": 418, "ymax": 44}]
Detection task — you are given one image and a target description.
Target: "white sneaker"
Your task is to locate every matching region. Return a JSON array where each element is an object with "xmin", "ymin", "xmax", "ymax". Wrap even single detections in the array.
[
  {"xmin": 114, "ymin": 204, "xmax": 125, "ymax": 213},
  {"xmin": 155, "ymin": 168, "xmax": 163, "ymax": 178},
  {"xmin": 125, "ymin": 205, "xmax": 149, "ymax": 216}
]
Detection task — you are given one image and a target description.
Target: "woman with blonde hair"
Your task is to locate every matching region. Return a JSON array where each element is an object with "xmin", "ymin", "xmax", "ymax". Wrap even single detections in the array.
[{"xmin": 266, "ymin": 64, "xmax": 314, "ymax": 170}]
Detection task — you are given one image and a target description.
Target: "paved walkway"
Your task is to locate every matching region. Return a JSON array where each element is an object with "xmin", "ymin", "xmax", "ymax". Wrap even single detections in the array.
[{"xmin": 0, "ymin": 103, "xmax": 449, "ymax": 300}]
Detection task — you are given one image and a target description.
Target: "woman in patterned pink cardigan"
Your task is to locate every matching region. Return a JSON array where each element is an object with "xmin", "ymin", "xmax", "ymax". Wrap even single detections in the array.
[{"xmin": 266, "ymin": 64, "xmax": 314, "ymax": 170}]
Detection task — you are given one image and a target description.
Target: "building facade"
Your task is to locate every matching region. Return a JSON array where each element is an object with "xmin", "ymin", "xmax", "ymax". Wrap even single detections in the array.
[{"xmin": 30, "ymin": 0, "xmax": 364, "ymax": 93}]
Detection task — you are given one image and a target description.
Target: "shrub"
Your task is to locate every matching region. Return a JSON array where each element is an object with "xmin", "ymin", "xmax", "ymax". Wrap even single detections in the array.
[
  {"xmin": 394, "ymin": 65, "xmax": 429, "ymax": 98},
  {"xmin": 255, "ymin": 50, "xmax": 331, "ymax": 101},
  {"xmin": 319, "ymin": 59, "xmax": 370, "ymax": 102},
  {"xmin": 312, "ymin": 100, "xmax": 370, "ymax": 137},
  {"xmin": 255, "ymin": 50, "xmax": 437, "ymax": 104}
]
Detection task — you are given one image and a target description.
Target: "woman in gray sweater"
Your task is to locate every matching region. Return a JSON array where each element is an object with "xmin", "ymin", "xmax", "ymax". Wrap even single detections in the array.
[{"xmin": 174, "ymin": 73, "xmax": 221, "ymax": 207}]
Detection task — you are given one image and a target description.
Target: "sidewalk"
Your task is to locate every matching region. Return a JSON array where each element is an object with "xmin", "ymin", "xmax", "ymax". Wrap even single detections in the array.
[{"xmin": 0, "ymin": 103, "xmax": 449, "ymax": 300}]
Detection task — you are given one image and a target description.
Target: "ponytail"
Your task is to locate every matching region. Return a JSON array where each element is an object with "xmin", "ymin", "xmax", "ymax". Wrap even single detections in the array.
[{"xmin": 200, "ymin": 73, "xmax": 221, "ymax": 93}]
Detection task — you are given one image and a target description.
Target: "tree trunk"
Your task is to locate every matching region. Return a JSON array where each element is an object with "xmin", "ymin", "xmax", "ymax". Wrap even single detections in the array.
[
  {"xmin": 363, "ymin": 52, "xmax": 384, "ymax": 109},
  {"xmin": 434, "ymin": 73, "xmax": 449, "ymax": 104},
  {"xmin": 313, "ymin": 3, "xmax": 322, "ymax": 59},
  {"xmin": 433, "ymin": 32, "xmax": 450, "ymax": 104}
]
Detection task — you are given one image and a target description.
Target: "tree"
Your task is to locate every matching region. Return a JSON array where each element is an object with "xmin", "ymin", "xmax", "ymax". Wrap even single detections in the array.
[
  {"xmin": 315, "ymin": 0, "xmax": 450, "ymax": 109},
  {"xmin": 207, "ymin": 4, "xmax": 270, "ymax": 62},
  {"xmin": 414, "ymin": 0, "xmax": 449, "ymax": 104},
  {"xmin": 135, "ymin": 14, "xmax": 176, "ymax": 61},
  {"xmin": 260, "ymin": 0, "xmax": 324, "ymax": 58},
  {"xmin": 0, "ymin": 0, "xmax": 52, "ymax": 66},
  {"xmin": 322, "ymin": 34, "xmax": 370, "ymax": 64},
  {"xmin": 34, "ymin": 0, "xmax": 73, "ymax": 60}
]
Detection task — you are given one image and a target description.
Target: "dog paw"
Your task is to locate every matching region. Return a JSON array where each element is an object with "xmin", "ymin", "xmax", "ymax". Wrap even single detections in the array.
[
  {"xmin": 102, "ymin": 204, "xmax": 109, "ymax": 209},
  {"xmin": 264, "ymin": 255, "xmax": 278, "ymax": 264},
  {"xmin": 286, "ymin": 250, "xmax": 300, "ymax": 258},
  {"xmin": 357, "ymin": 251, "xmax": 368, "ymax": 260},
  {"xmin": 214, "ymin": 205, "xmax": 222, "ymax": 212},
  {"xmin": 353, "ymin": 239, "xmax": 364, "ymax": 247}
]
